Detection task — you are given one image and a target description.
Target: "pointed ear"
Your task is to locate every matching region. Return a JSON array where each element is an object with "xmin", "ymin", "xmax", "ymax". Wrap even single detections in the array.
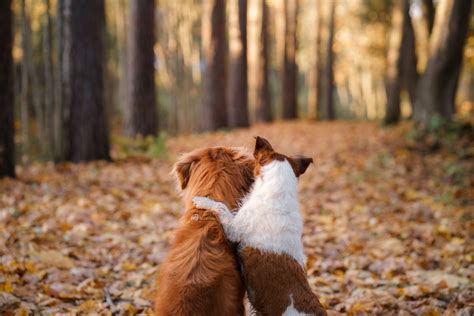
[
  {"xmin": 254, "ymin": 136, "xmax": 273, "ymax": 157},
  {"xmin": 290, "ymin": 155, "xmax": 313, "ymax": 177},
  {"xmin": 173, "ymin": 154, "xmax": 198, "ymax": 190}
]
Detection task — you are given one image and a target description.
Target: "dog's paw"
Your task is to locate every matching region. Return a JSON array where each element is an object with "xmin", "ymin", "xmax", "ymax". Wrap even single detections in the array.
[{"xmin": 192, "ymin": 196, "xmax": 217, "ymax": 210}]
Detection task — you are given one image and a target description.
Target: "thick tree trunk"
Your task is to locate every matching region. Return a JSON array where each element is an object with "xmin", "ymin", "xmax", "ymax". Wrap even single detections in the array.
[
  {"xmin": 248, "ymin": 0, "xmax": 271, "ymax": 123},
  {"xmin": 66, "ymin": 0, "xmax": 110, "ymax": 161},
  {"xmin": 124, "ymin": 0, "xmax": 158, "ymax": 137},
  {"xmin": 385, "ymin": 0, "xmax": 418, "ymax": 125},
  {"xmin": 0, "ymin": 0, "xmax": 15, "ymax": 178},
  {"xmin": 282, "ymin": 0, "xmax": 298, "ymax": 119},
  {"xmin": 414, "ymin": 0, "xmax": 472, "ymax": 125},
  {"xmin": 384, "ymin": 0, "xmax": 405, "ymax": 125},
  {"xmin": 320, "ymin": 1, "xmax": 335, "ymax": 120},
  {"xmin": 227, "ymin": 0, "xmax": 249, "ymax": 128},
  {"xmin": 202, "ymin": 0, "xmax": 228, "ymax": 131},
  {"xmin": 21, "ymin": 0, "xmax": 44, "ymax": 148}
]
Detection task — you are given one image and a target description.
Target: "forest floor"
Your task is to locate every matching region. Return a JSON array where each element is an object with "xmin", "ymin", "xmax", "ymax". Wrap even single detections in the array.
[{"xmin": 0, "ymin": 121, "xmax": 473, "ymax": 315}]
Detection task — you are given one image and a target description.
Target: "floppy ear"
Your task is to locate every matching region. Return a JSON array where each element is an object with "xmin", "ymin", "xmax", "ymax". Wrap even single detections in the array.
[
  {"xmin": 173, "ymin": 154, "xmax": 198, "ymax": 190},
  {"xmin": 254, "ymin": 136, "xmax": 273, "ymax": 157},
  {"xmin": 290, "ymin": 155, "xmax": 313, "ymax": 177}
]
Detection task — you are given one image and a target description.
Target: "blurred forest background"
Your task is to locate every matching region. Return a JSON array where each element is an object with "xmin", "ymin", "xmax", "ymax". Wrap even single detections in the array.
[
  {"xmin": 0, "ymin": 0, "xmax": 473, "ymax": 175},
  {"xmin": 1, "ymin": 1, "xmax": 474, "ymax": 314}
]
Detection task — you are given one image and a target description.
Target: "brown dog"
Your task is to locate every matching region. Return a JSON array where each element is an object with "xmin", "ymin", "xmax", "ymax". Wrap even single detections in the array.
[
  {"xmin": 192, "ymin": 137, "xmax": 326, "ymax": 315},
  {"xmin": 155, "ymin": 147, "xmax": 254, "ymax": 315}
]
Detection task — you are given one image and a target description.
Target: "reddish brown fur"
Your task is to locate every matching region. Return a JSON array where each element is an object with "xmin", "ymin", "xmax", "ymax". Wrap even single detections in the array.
[
  {"xmin": 240, "ymin": 248, "xmax": 326, "ymax": 315},
  {"xmin": 155, "ymin": 147, "xmax": 254, "ymax": 316}
]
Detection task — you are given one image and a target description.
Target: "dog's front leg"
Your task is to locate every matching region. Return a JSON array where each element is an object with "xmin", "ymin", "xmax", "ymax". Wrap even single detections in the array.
[{"xmin": 192, "ymin": 196, "xmax": 237, "ymax": 240}]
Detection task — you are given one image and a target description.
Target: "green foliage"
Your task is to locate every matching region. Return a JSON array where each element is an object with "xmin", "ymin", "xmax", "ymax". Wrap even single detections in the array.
[
  {"xmin": 112, "ymin": 134, "xmax": 168, "ymax": 159},
  {"xmin": 407, "ymin": 115, "xmax": 473, "ymax": 152}
]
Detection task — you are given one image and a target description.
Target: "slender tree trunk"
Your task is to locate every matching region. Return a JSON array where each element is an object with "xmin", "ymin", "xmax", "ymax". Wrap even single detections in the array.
[
  {"xmin": 414, "ymin": 0, "xmax": 472, "ymax": 125},
  {"xmin": 321, "ymin": 1, "xmax": 335, "ymax": 120},
  {"xmin": 308, "ymin": 0, "xmax": 321, "ymax": 120},
  {"xmin": 124, "ymin": 0, "xmax": 158, "ymax": 137},
  {"xmin": 228, "ymin": 0, "xmax": 249, "ymax": 128},
  {"xmin": 248, "ymin": 0, "xmax": 271, "ymax": 122},
  {"xmin": 43, "ymin": 0, "xmax": 54, "ymax": 156},
  {"xmin": 20, "ymin": 0, "xmax": 30, "ymax": 151},
  {"xmin": 401, "ymin": 1, "xmax": 418, "ymax": 109},
  {"xmin": 54, "ymin": 0, "xmax": 64, "ymax": 161},
  {"xmin": 202, "ymin": 0, "xmax": 228, "ymax": 131},
  {"xmin": 66, "ymin": 0, "xmax": 110, "ymax": 161},
  {"xmin": 0, "ymin": 0, "xmax": 15, "ymax": 178},
  {"xmin": 422, "ymin": 0, "xmax": 435, "ymax": 35},
  {"xmin": 282, "ymin": 0, "xmax": 298, "ymax": 119}
]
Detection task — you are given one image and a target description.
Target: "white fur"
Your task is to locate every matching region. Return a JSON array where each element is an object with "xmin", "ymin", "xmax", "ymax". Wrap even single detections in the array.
[
  {"xmin": 193, "ymin": 159, "xmax": 306, "ymax": 267},
  {"xmin": 282, "ymin": 295, "xmax": 311, "ymax": 316}
]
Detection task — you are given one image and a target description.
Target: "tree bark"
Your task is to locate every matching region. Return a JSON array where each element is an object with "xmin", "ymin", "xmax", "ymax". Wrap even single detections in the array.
[
  {"xmin": 43, "ymin": 0, "xmax": 55, "ymax": 156},
  {"xmin": 21, "ymin": 0, "xmax": 44, "ymax": 148},
  {"xmin": 414, "ymin": 0, "xmax": 472, "ymax": 125},
  {"xmin": 384, "ymin": 0, "xmax": 405, "ymax": 125},
  {"xmin": 202, "ymin": 0, "xmax": 228, "ymax": 131},
  {"xmin": 282, "ymin": 0, "xmax": 298, "ymax": 119},
  {"xmin": 0, "ymin": 0, "xmax": 15, "ymax": 178},
  {"xmin": 248, "ymin": 0, "xmax": 271, "ymax": 122},
  {"xmin": 320, "ymin": 1, "xmax": 335, "ymax": 120},
  {"xmin": 124, "ymin": 0, "xmax": 158, "ymax": 137},
  {"xmin": 400, "ymin": 1, "xmax": 418, "ymax": 109},
  {"xmin": 66, "ymin": 0, "xmax": 110, "ymax": 161},
  {"xmin": 422, "ymin": 0, "xmax": 435, "ymax": 35},
  {"xmin": 54, "ymin": 0, "xmax": 65, "ymax": 161},
  {"xmin": 20, "ymin": 0, "xmax": 29, "ymax": 151},
  {"xmin": 308, "ymin": 0, "xmax": 321, "ymax": 120},
  {"xmin": 227, "ymin": 0, "xmax": 249, "ymax": 128}
]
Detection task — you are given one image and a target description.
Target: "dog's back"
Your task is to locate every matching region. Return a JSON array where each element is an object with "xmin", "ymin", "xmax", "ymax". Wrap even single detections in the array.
[{"xmin": 155, "ymin": 147, "xmax": 254, "ymax": 315}]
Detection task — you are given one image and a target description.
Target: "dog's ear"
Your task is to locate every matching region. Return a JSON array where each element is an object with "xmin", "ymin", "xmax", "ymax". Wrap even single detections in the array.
[
  {"xmin": 289, "ymin": 155, "xmax": 313, "ymax": 177},
  {"xmin": 174, "ymin": 154, "xmax": 198, "ymax": 190},
  {"xmin": 254, "ymin": 136, "xmax": 273, "ymax": 157}
]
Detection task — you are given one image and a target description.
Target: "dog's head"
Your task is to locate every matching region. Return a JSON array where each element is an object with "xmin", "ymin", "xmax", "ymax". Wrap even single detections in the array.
[
  {"xmin": 174, "ymin": 147, "xmax": 254, "ymax": 210},
  {"xmin": 253, "ymin": 136, "xmax": 313, "ymax": 178}
]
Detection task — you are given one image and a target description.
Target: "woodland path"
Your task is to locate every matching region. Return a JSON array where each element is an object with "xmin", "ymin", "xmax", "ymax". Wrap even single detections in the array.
[{"xmin": 1, "ymin": 121, "xmax": 472, "ymax": 314}]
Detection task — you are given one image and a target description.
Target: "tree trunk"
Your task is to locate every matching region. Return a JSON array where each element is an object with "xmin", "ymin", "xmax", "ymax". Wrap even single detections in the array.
[
  {"xmin": 227, "ymin": 0, "xmax": 249, "ymax": 128},
  {"xmin": 401, "ymin": 1, "xmax": 418, "ymax": 109},
  {"xmin": 124, "ymin": 0, "xmax": 158, "ymax": 137},
  {"xmin": 384, "ymin": 0, "xmax": 405, "ymax": 125},
  {"xmin": 320, "ymin": 1, "xmax": 335, "ymax": 120},
  {"xmin": 0, "ymin": 0, "xmax": 15, "ymax": 178},
  {"xmin": 43, "ymin": 0, "xmax": 55, "ymax": 156},
  {"xmin": 54, "ymin": 0, "xmax": 65, "ymax": 161},
  {"xmin": 248, "ymin": 0, "xmax": 271, "ymax": 123},
  {"xmin": 282, "ymin": 0, "xmax": 298, "ymax": 119},
  {"xmin": 20, "ymin": 0, "xmax": 29, "ymax": 151},
  {"xmin": 414, "ymin": 0, "xmax": 472, "ymax": 125},
  {"xmin": 21, "ymin": 0, "xmax": 44, "ymax": 149},
  {"xmin": 202, "ymin": 0, "xmax": 228, "ymax": 131},
  {"xmin": 66, "ymin": 0, "xmax": 110, "ymax": 161},
  {"xmin": 422, "ymin": 0, "xmax": 435, "ymax": 35},
  {"xmin": 308, "ymin": 0, "xmax": 321, "ymax": 120}
]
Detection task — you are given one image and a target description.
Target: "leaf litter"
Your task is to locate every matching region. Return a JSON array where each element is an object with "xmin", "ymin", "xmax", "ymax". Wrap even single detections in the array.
[{"xmin": 0, "ymin": 121, "xmax": 472, "ymax": 315}]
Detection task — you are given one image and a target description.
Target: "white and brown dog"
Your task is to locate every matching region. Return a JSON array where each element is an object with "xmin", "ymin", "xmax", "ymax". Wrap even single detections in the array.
[{"xmin": 193, "ymin": 137, "xmax": 326, "ymax": 315}]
